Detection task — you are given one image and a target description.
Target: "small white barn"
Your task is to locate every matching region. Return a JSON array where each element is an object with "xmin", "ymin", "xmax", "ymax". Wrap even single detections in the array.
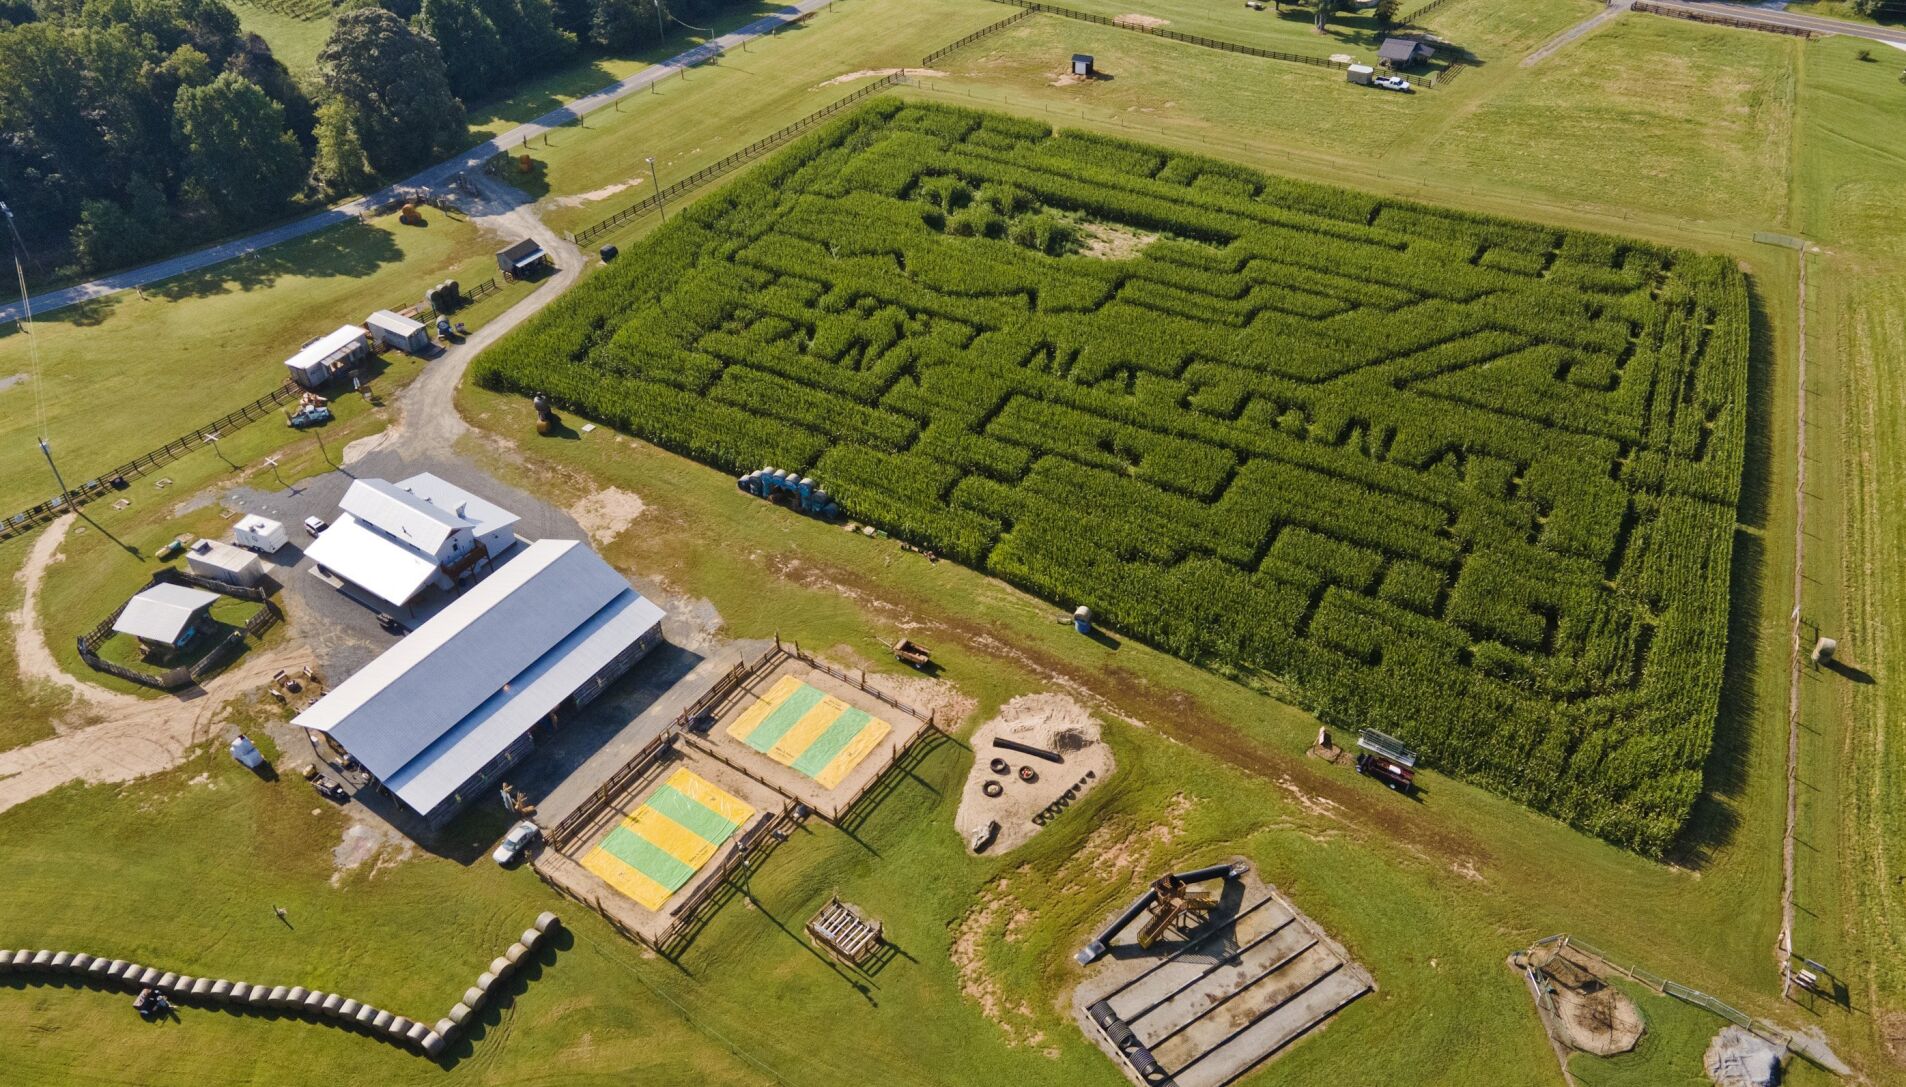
[
  {"xmin": 304, "ymin": 475, "xmax": 519, "ymax": 610},
  {"xmin": 113, "ymin": 583, "xmax": 220, "ymax": 661},
  {"xmin": 294, "ymin": 539, "xmax": 666, "ymax": 824},
  {"xmin": 186, "ymin": 538, "xmax": 266, "ymax": 587},
  {"xmin": 366, "ymin": 310, "xmax": 430, "ymax": 354},
  {"xmin": 284, "ymin": 325, "xmax": 370, "ymax": 389}
]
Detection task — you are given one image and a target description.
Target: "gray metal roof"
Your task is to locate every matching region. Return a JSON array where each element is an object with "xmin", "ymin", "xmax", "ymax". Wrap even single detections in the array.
[
  {"xmin": 113, "ymin": 583, "xmax": 219, "ymax": 644},
  {"xmin": 1378, "ymin": 37, "xmax": 1422, "ymax": 62},
  {"xmin": 339, "ymin": 478, "xmax": 475, "ymax": 555},
  {"xmin": 293, "ymin": 540, "xmax": 666, "ymax": 817},
  {"xmin": 397, "ymin": 473, "xmax": 519, "ymax": 543}
]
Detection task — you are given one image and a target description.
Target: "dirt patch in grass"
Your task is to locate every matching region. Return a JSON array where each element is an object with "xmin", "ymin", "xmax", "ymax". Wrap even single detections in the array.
[
  {"xmin": 817, "ymin": 67, "xmax": 945, "ymax": 88},
  {"xmin": 951, "ymin": 874, "xmax": 1053, "ymax": 1053},
  {"xmin": 569, "ymin": 486, "xmax": 647, "ymax": 546},
  {"xmin": 1078, "ymin": 220, "xmax": 1157, "ymax": 260},
  {"xmin": 330, "ymin": 819, "xmax": 415, "ymax": 886},
  {"xmin": 1114, "ymin": 12, "xmax": 1168, "ymax": 27},
  {"xmin": 955, "ymin": 693, "xmax": 1115, "ymax": 854}
]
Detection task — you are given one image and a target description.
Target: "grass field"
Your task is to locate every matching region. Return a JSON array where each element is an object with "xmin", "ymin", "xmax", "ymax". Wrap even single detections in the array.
[
  {"xmin": 226, "ymin": 0, "xmax": 334, "ymax": 74},
  {"xmin": 0, "ymin": 209, "xmax": 503, "ymax": 517},
  {"xmin": 9, "ymin": 0, "xmax": 1906, "ymax": 1081}
]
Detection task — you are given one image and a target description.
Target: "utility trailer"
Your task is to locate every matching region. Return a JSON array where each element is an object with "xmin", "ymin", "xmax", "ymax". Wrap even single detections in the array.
[{"xmin": 1354, "ymin": 728, "xmax": 1419, "ymax": 794}]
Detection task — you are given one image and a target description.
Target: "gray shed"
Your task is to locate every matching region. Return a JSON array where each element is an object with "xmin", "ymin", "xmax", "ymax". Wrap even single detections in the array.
[
  {"xmin": 496, "ymin": 239, "xmax": 548, "ymax": 278},
  {"xmin": 1377, "ymin": 37, "xmax": 1433, "ymax": 68},
  {"xmin": 366, "ymin": 310, "xmax": 429, "ymax": 354}
]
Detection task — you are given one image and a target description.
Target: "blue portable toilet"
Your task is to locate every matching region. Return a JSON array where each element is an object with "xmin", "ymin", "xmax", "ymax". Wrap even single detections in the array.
[{"xmin": 1073, "ymin": 605, "xmax": 1093, "ymax": 634}]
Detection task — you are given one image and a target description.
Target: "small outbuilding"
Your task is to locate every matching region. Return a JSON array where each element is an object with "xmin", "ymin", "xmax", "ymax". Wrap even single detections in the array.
[
  {"xmin": 233, "ymin": 515, "xmax": 288, "ymax": 554},
  {"xmin": 186, "ymin": 539, "xmax": 266, "ymax": 588},
  {"xmin": 113, "ymin": 583, "xmax": 220, "ymax": 661},
  {"xmin": 1072, "ymin": 53, "xmax": 1095, "ymax": 77},
  {"xmin": 284, "ymin": 325, "xmax": 370, "ymax": 389},
  {"xmin": 366, "ymin": 310, "xmax": 430, "ymax": 354},
  {"xmin": 1377, "ymin": 36, "xmax": 1434, "ymax": 68},
  {"xmin": 496, "ymin": 238, "xmax": 548, "ymax": 280}
]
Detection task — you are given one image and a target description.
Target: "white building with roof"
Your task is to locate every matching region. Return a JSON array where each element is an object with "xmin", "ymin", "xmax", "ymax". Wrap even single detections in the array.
[
  {"xmin": 294, "ymin": 538, "xmax": 666, "ymax": 825},
  {"xmin": 113, "ymin": 583, "xmax": 220, "ymax": 660},
  {"xmin": 186, "ymin": 538, "xmax": 266, "ymax": 588},
  {"xmin": 283, "ymin": 325, "xmax": 369, "ymax": 388},
  {"xmin": 304, "ymin": 475, "xmax": 519, "ymax": 610}
]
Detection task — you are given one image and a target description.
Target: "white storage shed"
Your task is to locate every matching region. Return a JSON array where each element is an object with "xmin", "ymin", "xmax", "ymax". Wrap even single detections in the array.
[
  {"xmin": 186, "ymin": 539, "xmax": 266, "ymax": 588},
  {"xmin": 367, "ymin": 310, "xmax": 430, "ymax": 354},
  {"xmin": 284, "ymin": 325, "xmax": 370, "ymax": 389}
]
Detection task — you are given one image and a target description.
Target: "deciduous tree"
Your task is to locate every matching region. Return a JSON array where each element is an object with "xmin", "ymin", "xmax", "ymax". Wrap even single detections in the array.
[
  {"xmin": 317, "ymin": 8, "xmax": 467, "ymax": 174},
  {"xmin": 173, "ymin": 70, "xmax": 304, "ymax": 218}
]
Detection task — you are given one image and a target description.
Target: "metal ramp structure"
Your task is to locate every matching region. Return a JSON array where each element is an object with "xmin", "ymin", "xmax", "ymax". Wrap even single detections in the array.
[
  {"xmin": 806, "ymin": 897, "xmax": 882, "ymax": 966},
  {"xmin": 1082, "ymin": 889, "xmax": 1372, "ymax": 1087}
]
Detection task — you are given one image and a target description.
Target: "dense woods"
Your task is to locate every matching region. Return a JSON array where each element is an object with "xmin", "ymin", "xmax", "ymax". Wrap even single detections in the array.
[{"xmin": 476, "ymin": 101, "xmax": 1753, "ymax": 854}]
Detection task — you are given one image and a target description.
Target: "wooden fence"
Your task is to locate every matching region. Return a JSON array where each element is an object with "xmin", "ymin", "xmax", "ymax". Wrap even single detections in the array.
[
  {"xmin": 922, "ymin": 9, "xmax": 1033, "ymax": 64},
  {"xmin": 412, "ymin": 276, "xmax": 501, "ymax": 321},
  {"xmin": 1632, "ymin": 0, "xmax": 1816, "ymax": 36},
  {"xmin": 74, "ymin": 568, "xmax": 278, "ymax": 691},
  {"xmin": 1, "ymin": 381, "xmax": 303, "ymax": 546},
  {"xmin": 980, "ymin": 0, "xmax": 1438, "ymax": 88}
]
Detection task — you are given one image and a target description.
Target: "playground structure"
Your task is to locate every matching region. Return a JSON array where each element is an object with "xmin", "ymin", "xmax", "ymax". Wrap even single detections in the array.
[
  {"xmin": 1074, "ymin": 863, "xmax": 1374, "ymax": 1087},
  {"xmin": 736, "ymin": 468, "xmax": 839, "ymax": 517},
  {"xmin": 806, "ymin": 897, "xmax": 884, "ymax": 966}
]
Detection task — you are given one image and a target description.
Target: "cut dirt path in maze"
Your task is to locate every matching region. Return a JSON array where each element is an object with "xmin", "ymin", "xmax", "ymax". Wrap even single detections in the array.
[{"xmin": 0, "ymin": 513, "xmax": 313, "ymax": 815}]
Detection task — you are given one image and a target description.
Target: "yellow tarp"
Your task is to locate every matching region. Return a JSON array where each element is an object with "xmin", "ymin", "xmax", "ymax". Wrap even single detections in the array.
[
  {"xmin": 726, "ymin": 674, "xmax": 804, "ymax": 744},
  {"xmin": 813, "ymin": 716, "xmax": 893, "ymax": 790},
  {"xmin": 666, "ymin": 768, "xmax": 757, "ymax": 828},
  {"xmin": 630, "ymin": 805, "xmax": 718, "ymax": 869},
  {"xmin": 581, "ymin": 849, "xmax": 675, "ymax": 911}
]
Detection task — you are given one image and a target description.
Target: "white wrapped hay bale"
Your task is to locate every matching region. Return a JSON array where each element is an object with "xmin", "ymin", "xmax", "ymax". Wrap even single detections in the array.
[
  {"xmin": 434, "ymin": 1016, "xmax": 457, "ymax": 1039},
  {"xmin": 266, "ymin": 985, "xmax": 290, "ymax": 1006},
  {"xmin": 370, "ymin": 1009, "xmax": 394, "ymax": 1031},
  {"xmin": 462, "ymin": 987, "xmax": 486, "ymax": 1011},
  {"xmin": 286, "ymin": 985, "xmax": 308, "ymax": 1007},
  {"xmin": 211, "ymin": 980, "xmax": 233, "ymax": 1000},
  {"xmin": 533, "ymin": 912, "xmax": 559, "ymax": 934},
  {"xmin": 70, "ymin": 953, "xmax": 93, "ymax": 970},
  {"xmin": 404, "ymin": 1020, "xmax": 430, "ymax": 1045},
  {"xmin": 489, "ymin": 957, "xmax": 512, "ymax": 978},
  {"xmin": 447, "ymin": 1001, "xmax": 473, "ymax": 1026},
  {"xmin": 251, "ymin": 985, "xmax": 275, "ymax": 1006},
  {"xmin": 476, "ymin": 972, "xmax": 498, "ymax": 992},
  {"xmin": 30, "ymin": 950, "xmax": 53, "ymax": 969},
  {"xmin": 321, "ymin": 993, "xmax": 344, "ymax": 1015},
  {"xmin": 191, "ymin": 978, "xmax": 213, "ymax": 997},
  {"xmin": 157, "ymin": 972, "xmax": 180, "ymax": 992},
  {"xmin": 137, "ymin": 967, "xmax": 162, "ymax": 986},
  {"xmin": 105, "ymin": 959, "xmax": 129, "ymax": 978},
  {"xmin": 88, "ymin": 957, "xmax": 113, "ymax": 978},
  {"xmin": 51, "ymin": 952, "xmax": 75, "ymax": 970},
  {"xmin": 388, "ymin": 1015, "xmax": 415, "ymax": 1040},
  {"xmin": 521, "ymin": 927, "xmax": 543, "ymax": 949},
  {"xmin": 422, "ymin": 1031, "xmax": 446, "ymax": 1059},
  {"xmin": 303, "ymin": 990, "xmax": 327, "ymax": 1013},
  {"xmin": 338, "ymin": 998, "xmax": 361, "ymax": 1018},
  {"xmin": 354, "ymin": 1004, "xmax": 379, "ymax": 1026},
  {"xmin": 505, "ymin": 943, "xmax": 529, "ymax": 965}
]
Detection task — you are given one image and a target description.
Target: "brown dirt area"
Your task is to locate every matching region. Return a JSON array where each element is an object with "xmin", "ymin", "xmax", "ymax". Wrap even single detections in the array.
[
  {"xmin": 1078, "ymin": 220, "xmax": 1158, "ymax": 261},
  {"xmin": 817, "ymin": 67, "xmax": 945, "ymax": 88},
  {"xmin": 1532, "ymin": 945, "xmax": 1643, "ymax": 1056},
  {"xmin": 1113, "ymin": 13, "xmax": 1169, "ymax": 27},
  {"xmin": 568, "ymin": 486, "xmax": 647, "ymax": 546},
  {"xmin": 954, "ymin": 693, "xmax": 1115, "ymax": 854},
  {"xmin": 950, "ymin": 872, "xmax": 1055, "ymax": 1054}
]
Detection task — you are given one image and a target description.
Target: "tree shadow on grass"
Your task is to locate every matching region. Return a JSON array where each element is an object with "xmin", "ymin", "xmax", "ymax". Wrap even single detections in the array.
[
  {"xmin": 1669, "ymin": 272, "xmax": 1778, "ymax": 869},
  {"xmin": 144, "ymin": 220, "xmax": 407, "ymax": 307}
]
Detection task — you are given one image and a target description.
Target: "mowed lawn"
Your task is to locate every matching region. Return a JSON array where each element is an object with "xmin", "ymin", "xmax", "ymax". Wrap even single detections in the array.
[
  {"xmin": 1428, "ymin": 16, "xmax": 1797, "ymax": 228},
  {"xmin": 1012, "ymin": 0, "xmax": 1399, "ymax": 61},
  {"xmin": 524, "ymin": 0, "xmax": 1006, "ymax": 233},
  {"xmin": 0, "ymin": 209, "xmax": 495, "ymax": 516},
  {"xmin": 225, "ymin": 0, "xmax": 333, "ymax": 74}
]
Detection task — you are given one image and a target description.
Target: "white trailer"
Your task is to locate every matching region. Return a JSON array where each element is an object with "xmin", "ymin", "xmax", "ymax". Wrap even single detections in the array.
[
  {"xmin": 1346, "ymin": 63, "xmax": 1375, "ymax": 85},
  {"xmin": 234, "ymin": 514, "xmax": 289, "ymax": 554}
]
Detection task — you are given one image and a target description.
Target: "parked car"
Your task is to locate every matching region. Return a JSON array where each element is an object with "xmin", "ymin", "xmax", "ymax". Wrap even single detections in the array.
[
  {"xmin": 1373, "ymin": 74, "xmax": 1413, "ymax": 93},
  {"xmin": 492, "ymin": 820, "xmax": 541, "ymax": 866},
  {"xmin": 303, "ymin": 515, "xmax": 328, "ymax": 537}
]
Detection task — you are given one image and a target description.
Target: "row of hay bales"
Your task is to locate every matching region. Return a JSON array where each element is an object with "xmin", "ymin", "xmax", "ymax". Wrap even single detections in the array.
[{"xmin": 0, "ymin": 912, "xmax": 561, "ymax": 1060}]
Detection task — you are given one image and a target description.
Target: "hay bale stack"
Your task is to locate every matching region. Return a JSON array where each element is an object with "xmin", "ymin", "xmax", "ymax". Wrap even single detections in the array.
[{"xmin": 534, "ymin": 912, "xmax": 559, "ymax": 933}]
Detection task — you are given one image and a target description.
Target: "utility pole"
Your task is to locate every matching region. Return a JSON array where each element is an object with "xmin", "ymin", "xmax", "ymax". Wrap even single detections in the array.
[
  {"xmin": 647, "ymin": 157, "xmax": 666, "ymax": 221},
  {"xmin": 38, "ymin": 437, "xmax": 70, "ymax": 504},
  {"xmin": 654, "ymin": 0, "xmax": 666, "ymax": 42}
]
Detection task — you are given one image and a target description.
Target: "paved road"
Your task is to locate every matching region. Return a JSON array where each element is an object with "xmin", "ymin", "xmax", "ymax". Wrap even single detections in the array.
[
  {"xmin": 1642, "ymin": 0, "xmax": 1906, "ymax": 44},
  {"xmin": 1524, "ymin": 0, "xmax": 1635, "ymax": 67},
  {"xmin": 0, "ymin": 0, "xmax": 834, "ymax": 325}
]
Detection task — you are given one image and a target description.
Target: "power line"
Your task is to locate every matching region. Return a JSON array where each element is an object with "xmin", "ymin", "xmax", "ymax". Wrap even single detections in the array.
[{"xmin": 1, "ymin": 200, "xmax": 66, "ymax": 502}]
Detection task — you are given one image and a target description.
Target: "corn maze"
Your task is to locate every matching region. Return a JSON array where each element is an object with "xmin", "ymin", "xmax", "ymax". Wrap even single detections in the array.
[{"xmin": 477, "ymin": 101, "xmax": 1749, "ymax": 853}]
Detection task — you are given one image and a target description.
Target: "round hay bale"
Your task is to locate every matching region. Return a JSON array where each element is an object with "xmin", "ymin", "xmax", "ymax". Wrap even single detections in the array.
[
  {"xmin": 191, "ymin": 978, "xmax": 213, "ymax": 997},
  {"xmin": 448, "ymin": 1002, "xmax": 473, "ymax": 1026},
  {"xmin": 267, "ymin": 985, "xmax": 291, "ymax": 1006},
  {"xmin": 31, "ymin": 950, "xmax": 53, "ymax": 968},
  {"xmin": 521, "ymin": 927, "xmax": 542, "ymax": 949},
  {"xmin": 321, "ymin": 993, "xmax": 344, "ymax": 1014},
  {"xmin": 228, "ymin": 982, "xmax": 251, "ymax": 1000},
  {"xmin": 71, "ymin": 953, "xmax": 93, "ymax": 971},
  {"xmin": 338, "ymin": 998, "xmax": 361, "ymax": 1018},
  {"xmin": 0, "ymin": 950, "xmax": 11, "ymax": 970},
  {"xmin": 15, "ymin": 951, "xmax": 37, "ymax": 968},
  {"xmin": 105, "ymin": 959, "xmax": 128, "ymax": 977},
  {"xmin": 251, "ymin": 985, "xmax": 275, "ymax": 1006},
  {"xmin": 286, "ymin": 985, "xmax": 308, "ymax": 1006},
  {"xmin": 211, "ymin": 980, "xmax": 232, "ymax": 999},
  {"xmin": 489, "ymin": 957, "xmax": 512, "ymax": 978},
  {"xmin": 476, "ymin": 972, "xmax": 498, "ymax": 991},
  {"xmin": 303, "ymin": 990, "xmax": 327, "ymax": 1013},
  {"xmin": 534, "ymin": 911, "xmax": 559, "ymax": 933},
  {"xmin": 404, "ymin": 1020, "xmax": 430, "ymax": 1044},
  {"xmin": 462, "ymin": 987, "xmax": 486, "ymax": 1010},
  {"xmin": 423, "ymin": 1031, "xmax": 446, "ymax": 1059},
  {"xmin": 138, "ymin": 968, "xmax": 162, "ymax": 987},
  {"xmin": 51, "ymin": 952, "xmax": 74, "ymax": 969},
  {"xmin": 88, "ymin": 958, "xmax": 113, "ymax": 977},
  {"xmin": 354, "ymin": 1004, "xmax": 378, "ymax": 1026},
  {"xmin": 388, "ymin": 1015, "xmax": 414, "ymax": 1039},
  {"xmin": 505, "ymin": 943, "xmax": 528, "ymax": 964},
  {"xmin": 434, "ymin": 1016, "xmax": 457, "ymax": 1039},
  {"xmin": 371, "ymin": 1009, "xmax": 394, "ymax": 1031},
  {"xmin": 157, "ymin": 972, "xmax": 180, "ymax": 991}
]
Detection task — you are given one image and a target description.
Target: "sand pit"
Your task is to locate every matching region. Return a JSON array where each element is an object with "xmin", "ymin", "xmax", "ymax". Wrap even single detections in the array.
[
  {"xmin": 954, "ymin": 694, "xmax": 1114, "ymax": 854},
  {"xmin": 1552, "ymin": 978, "xmax": 1644, "ymax": 1056},
  {"xmin": 817, "ymin": 67, "xmax": 945, "ymax": 88},
  {"xmin": 1114, "ymin": 12, "xmax": 1169, "ymax": 27},
  {"xmin": 1706, "ymin": 1026, "xmax": 1785, "ymax": 1086},
  {"xmin": 569, "ymin": 487, "xmax": 646, "ymax": 545}
]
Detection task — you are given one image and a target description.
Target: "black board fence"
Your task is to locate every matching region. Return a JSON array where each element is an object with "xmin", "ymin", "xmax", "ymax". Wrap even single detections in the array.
[
  {"xmin": 75, "ymin": 567, "xmax": 279, "ymax": 691},
  {"xmin": 923, "ymin": 9, "xmax": 1033, "ymax": 64}
]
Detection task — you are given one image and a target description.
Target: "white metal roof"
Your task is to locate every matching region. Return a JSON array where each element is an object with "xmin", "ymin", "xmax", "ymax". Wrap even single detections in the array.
[
  {"xmin": 114, "ymin": 583, "xmax": 219, "ymax": 644},
  {"xmin": 283, "ymin": 325, "xmax": 367, "ymax": 378},
  {"xmin": 293, "ymin": 540, "xmax": 666, "ymax": 817},
  {"xmin": 187, "ymin": 538, "xmax": 262, "ymax": 575},
  {"xmin": 235, "ymin": 514, "xmax": 283, "ymax": 537},
  {"xmin": 397, "ymin": 473, "xmax": 519, "ymax": 543},
  {"xmin": 366, "ymin": 309, "xmax": 425, "ymax": 336},
  {"xmin": 339, "ymin": 478, "xmax": 474, "ymax": 555},
  {"xmin": 303, "ymin": 512, "xmax": 441, "ymax": 607}
]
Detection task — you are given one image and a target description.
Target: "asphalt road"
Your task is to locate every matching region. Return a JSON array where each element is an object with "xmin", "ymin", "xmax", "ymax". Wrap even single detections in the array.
[
  {"xmin": 1642, "ymin": 0, "xmax": 1906, "ymax": 44},
  {"xmin": 0, "ymin": 0, "xmax": 835, "ymax": 325}
]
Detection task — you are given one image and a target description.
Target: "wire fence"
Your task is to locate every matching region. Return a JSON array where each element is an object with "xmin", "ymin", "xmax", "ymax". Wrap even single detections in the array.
[
  {"xmin": 979, "ymin": 0, "xmax": 1438, "ymax": 88},
  {"xmin": 572, "ymin": 74, "xmax": 905, "ymax": 245},
  {"xmin": 0, "ymin": 381, "xmax": 303, "ymax": 545},
  {"xmin": 1537, "ymin": 935, "xmax": 1793, "ymax": 1046}
]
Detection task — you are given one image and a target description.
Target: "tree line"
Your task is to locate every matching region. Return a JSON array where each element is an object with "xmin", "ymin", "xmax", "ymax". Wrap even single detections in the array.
[{"xmin": 0, "ymin": 0, "xmax": 747, "ymax": 278}]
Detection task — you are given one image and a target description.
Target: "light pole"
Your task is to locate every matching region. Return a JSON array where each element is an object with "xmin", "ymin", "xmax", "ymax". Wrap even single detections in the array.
[{"xmin": 647, "ymin": 156, "xmax": 665, "ymax": 221}]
